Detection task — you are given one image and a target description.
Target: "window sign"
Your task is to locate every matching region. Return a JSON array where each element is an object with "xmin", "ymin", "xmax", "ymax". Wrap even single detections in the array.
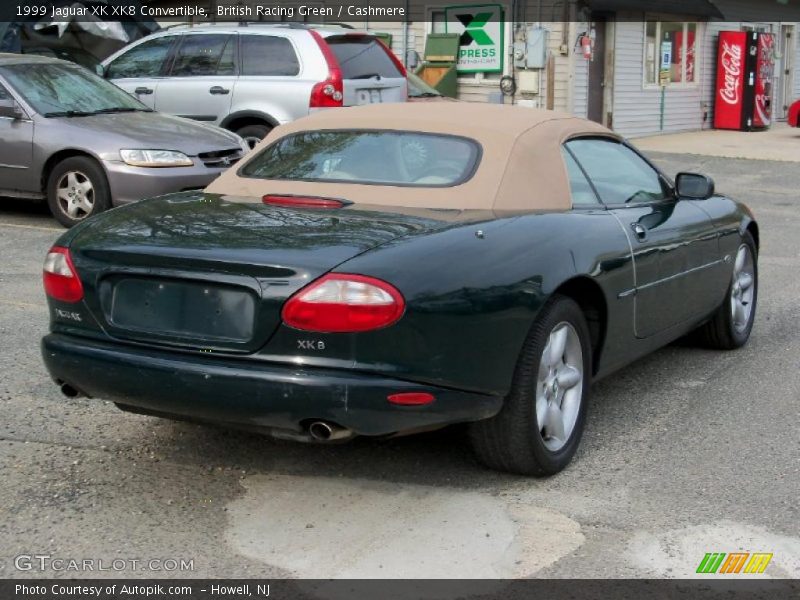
[
  {"xmin": 646, "ymin": 21, "xmax": 699, "ymax": 86},
  {"xmin": 444, "ymin": 4, "xmax": 504, "ymax": 73},
  {"xmin": 660, "ymin": 39, "xmax": 672, "ymax": 85}
]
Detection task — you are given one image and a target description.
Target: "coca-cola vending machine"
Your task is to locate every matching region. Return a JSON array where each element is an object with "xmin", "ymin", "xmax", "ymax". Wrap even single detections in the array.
[{"xmin": 714, "ymin": 30, "xmax": 776, "ymax": 131}]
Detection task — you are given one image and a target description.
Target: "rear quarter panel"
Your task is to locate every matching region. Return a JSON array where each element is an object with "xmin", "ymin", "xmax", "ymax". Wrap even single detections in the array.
[
  {"xmin": 229, "ymin": 77, "xmax": 315, "ymax": 125},
  {"xmin": 261, "ymin": 209, "xmax": 636, "ymax": 396},
  {"xmin": 228, "ymin": 34, "xmax": 328, "ymax": 125}
]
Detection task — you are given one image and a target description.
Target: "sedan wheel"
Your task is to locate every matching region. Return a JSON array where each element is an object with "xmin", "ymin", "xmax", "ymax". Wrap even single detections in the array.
[
  {"xmin": 469, "ymin": 295, "xmax": 592, "ymax": 476},
  {"xmin": 536, "ymin": 322, "xmax": 584, "ymax": 452},
  {"xmin": 730, "ymin": 244, "xmax": 755, "ymax": 333},
  {"xmin": 46, "ymin": 156, "xmax": 111, "ymax": 228},
  {"xmin": 694, "ymin": 231, "xmax": 758, "ymax": 350},
  {"xmin": 56, "ymin": 171, "xmax": 95, "ymax": 221}
]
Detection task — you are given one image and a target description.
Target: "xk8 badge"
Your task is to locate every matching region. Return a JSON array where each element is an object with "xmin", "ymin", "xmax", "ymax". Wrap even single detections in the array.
[{"xmin": 298, "ymin": 340, "xmax": 326, "ymax": 350}]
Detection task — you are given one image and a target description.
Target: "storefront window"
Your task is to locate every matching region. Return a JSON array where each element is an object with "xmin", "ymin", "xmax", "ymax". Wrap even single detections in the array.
[{"xmin": 645, "ymin": 21, "xmax": 698, "ymax": 86}]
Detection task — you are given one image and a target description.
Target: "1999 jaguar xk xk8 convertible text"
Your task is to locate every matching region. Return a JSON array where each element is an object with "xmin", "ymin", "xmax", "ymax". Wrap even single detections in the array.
[{"xmin": 41, "ymin": 103, "xmax": 758, "ymax": 475}]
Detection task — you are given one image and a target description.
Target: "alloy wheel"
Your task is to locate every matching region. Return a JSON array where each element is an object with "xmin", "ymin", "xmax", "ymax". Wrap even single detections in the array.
[
  {"xmin": 730, "ymin": 243, "xmax": 755, "ymax": 333},
  {"xmin": 56, "ymin": 171, "xmax": 95, "ymax": 220},
  {"xmin": 536, "ymin": 322, "xmax": 584, "ymax": 451}
]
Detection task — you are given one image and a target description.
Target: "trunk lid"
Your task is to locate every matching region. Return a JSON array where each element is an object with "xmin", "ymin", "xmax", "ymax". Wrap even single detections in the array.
[{"xmin": 67, "ymin": 193, "xmax": 446, "ymax": 353}]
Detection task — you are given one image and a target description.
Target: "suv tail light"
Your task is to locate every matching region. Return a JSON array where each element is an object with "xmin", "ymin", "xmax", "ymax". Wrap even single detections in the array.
[
  {"xmin": 309, "ymin": 30, "xmax": 344, "ymax": 108},
  {"xmin": 282, "ymin": 274, "xmax": 405, "ymax": 333},
  {"xmin": 43, "ymin": 246, "xmax": 84, "ymax": 303}
]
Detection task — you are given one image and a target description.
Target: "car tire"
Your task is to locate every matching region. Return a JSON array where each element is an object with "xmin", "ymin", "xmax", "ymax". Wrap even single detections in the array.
[
  {"xmin": 47, "ymin": 156, "xmax": 111, "ymax": 228},
  {"xmin": 235, "ymin": 124, "xmax": 272, "ymax": 149},
  {"xmin": 469, "ymin": 295, "xmax": 592, "ymax": 476},
  {"xmin": 695, "ymin": 231, "xmax": 758, "ymax": 350}
]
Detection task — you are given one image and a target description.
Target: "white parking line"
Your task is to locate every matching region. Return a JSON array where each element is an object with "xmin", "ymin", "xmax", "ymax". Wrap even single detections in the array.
[{"xmin": 0, "ymin": 222, "xmax": 62, "ymax": 232}]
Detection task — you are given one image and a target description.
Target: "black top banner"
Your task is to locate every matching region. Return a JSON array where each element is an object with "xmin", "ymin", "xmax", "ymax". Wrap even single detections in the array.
[{"xmin": 2, "ymin": 0, "xmax": 800, "ymax": 24}]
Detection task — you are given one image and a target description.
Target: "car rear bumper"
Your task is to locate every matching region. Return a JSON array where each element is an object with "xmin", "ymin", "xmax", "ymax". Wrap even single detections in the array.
[
  {"xmin": 102, "ymin": 160, "xmax": 225, "ymax": 206},
  {"xmin": 41, "ymin": 333, "xmax": 502, "ymax": 437}
]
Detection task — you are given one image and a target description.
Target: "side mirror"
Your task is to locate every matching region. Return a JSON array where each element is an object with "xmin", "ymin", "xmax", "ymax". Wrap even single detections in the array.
[
  {"xmin": 95, "ymin": 64, "xmax": 106, "ymax": 78},
  {"xmin": 676, "ymin": 172, "xmax": 715, "ymax": 200},
  {"xmin": 0, "ymin": 97, "xmax": 23, "ymax": 120},
  {"xmin": 405, "ymin": 49, "xmax": 420, "ymax": 71}
]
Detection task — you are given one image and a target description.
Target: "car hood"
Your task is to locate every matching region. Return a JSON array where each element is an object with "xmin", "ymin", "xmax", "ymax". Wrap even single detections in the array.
[{"xmin": 44, "ymin": 111, "xmax": 242, "ymax": 156}]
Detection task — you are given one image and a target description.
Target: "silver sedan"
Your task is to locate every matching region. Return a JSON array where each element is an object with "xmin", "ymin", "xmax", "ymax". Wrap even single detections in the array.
[{"xmin": 0, "ymin": 54, "xmax": 249, "ymax": 227}]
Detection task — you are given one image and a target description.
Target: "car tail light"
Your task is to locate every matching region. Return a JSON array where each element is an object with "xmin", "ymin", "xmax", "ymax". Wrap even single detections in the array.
[
  {"xmin": 387, "ymin": 392, "xmax": 435, "ymax": 406},
  {"xmin": 43, "ymin": 246, "xmax": 83, "ymax": 303},
  {"xmin": 309, "ymin": 30, "xmax": 344, "ymax": 108},
  {"xmin": 282, "ymin": 274, "xmax": 405, "ymax": 333},
  {"xmin": 376, "ymin": 38, "xmax": 408, "ymax": 78},
  {"xmin": 263, "ymin": 195, "xmax": 349, "ymax": 209}
]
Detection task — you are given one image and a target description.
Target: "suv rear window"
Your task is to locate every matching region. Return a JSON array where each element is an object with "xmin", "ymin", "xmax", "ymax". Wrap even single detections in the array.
[
  {"xmin": 325, "ymin": 35, "xmax": 402, "ymax": 80},
  {"xmin": 240, "ymin": 130, "xmax": 479, "ymax": 187}
]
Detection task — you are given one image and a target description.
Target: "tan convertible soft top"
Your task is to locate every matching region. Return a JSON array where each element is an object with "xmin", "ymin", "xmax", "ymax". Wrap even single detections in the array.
[{"xmin": 206, "ymin": 103, "xmax": 618, "ymax": 211}]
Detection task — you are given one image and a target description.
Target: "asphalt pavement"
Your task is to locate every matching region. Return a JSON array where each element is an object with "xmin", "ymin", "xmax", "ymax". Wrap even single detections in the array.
[{"xmin": 0, "ymin": 152, "xmax": 797, "ymax": 580}]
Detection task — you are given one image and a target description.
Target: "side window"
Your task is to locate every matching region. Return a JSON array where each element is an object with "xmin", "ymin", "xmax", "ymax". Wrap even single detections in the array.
[
  {"xmin": 241, "ymin": 36, "xmax": 300, "ymax": 76},
  {"xmin": 565, "ymin": 138, "xmax": 671, "ymax": 205},
  {"xmin": 169, "ymin": 35, "xmax": 236, "ymax": 77},
  {"xmin": 106, "ymin": 36, "xmax": 174, "ymax": 79},
  {"xmin": 0, "ymin": 83, "xmax": 10, "ymax": 100},
  {"xmin": 561, "ymin": 147, "xmax": 599, "ymax": 205}
]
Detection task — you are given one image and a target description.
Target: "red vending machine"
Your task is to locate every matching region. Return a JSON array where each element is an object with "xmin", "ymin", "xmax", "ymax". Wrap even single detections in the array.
[{"xmin": 714, "ymin": 30, "xmax": 776, "ymax": 131}]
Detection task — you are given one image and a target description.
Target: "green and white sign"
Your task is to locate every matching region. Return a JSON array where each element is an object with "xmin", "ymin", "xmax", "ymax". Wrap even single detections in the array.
[{"xmin": 445, "ymin": 4, "xmax": 504, "ymax": 73}]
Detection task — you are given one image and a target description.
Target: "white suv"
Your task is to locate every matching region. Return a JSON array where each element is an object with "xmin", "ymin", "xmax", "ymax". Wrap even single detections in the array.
[{"xmin": 101, "ymin": 23, "xmax": 408, "ymax": 147}]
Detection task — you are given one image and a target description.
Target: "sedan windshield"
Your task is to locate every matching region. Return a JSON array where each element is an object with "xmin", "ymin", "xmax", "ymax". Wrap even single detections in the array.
[
  {"xmin": 241, "ymin": 131, "xmax": 479, "ymax": 187},
  {"xmin": 1, "ymin": 63, "xmax": 149, "ymax": 117}
]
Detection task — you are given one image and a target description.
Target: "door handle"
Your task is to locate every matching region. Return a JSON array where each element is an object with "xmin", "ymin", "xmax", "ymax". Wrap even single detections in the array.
[
  {"xmin": 209, "ymin": 86, "xmax": 230, "ymax": 95},
  {"xmin": 134, "ymin": 87, "xmax": 153, "ymax": 95},
  {"xmin": 631, "ymin": 223, "xmax": 648, "ymax": 241}
]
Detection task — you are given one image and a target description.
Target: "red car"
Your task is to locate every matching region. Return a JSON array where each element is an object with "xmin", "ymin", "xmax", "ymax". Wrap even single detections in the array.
[{"xmin": 789, "ymin": 99, "xmax": 800, "ymax": 127}]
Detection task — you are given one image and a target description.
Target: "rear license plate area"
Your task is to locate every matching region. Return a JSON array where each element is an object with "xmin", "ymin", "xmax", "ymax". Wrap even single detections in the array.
[
  {"xmin": 108, "ymin": 277, "xmax": 256, "ymax": 343},
  {"xmin": 356, "ymin": 89, "xmax": 382, "ymax": 105}
]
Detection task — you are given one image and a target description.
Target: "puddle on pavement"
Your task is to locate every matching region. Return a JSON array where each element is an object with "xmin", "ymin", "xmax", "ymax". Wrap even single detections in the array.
[{"xmin": 225, "ymin": 474, "xmax": 584, "ymax": 579}]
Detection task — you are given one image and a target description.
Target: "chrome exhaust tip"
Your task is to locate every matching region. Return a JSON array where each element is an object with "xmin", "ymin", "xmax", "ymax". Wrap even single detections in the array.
[{"xmin": 307, "ymin": 421, "xmax": 352, "ymax": 442}]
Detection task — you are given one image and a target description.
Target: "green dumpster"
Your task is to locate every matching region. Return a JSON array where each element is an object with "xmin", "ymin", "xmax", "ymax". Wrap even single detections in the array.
[{"xmin": 415, "ymin": 33, "xmax": 460, "ymax": 98}]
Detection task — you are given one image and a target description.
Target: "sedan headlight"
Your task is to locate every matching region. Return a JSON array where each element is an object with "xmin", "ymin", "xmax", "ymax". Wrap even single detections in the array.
[{"xmin": 120, "ymin": 149, "xmax": 193, "ymax": 168}]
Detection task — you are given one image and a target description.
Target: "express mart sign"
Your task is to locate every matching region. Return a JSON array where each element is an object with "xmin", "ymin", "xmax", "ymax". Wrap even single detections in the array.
[{"xmin": 445, "ymin": 4, "xmax": 504, "ymax": 73}]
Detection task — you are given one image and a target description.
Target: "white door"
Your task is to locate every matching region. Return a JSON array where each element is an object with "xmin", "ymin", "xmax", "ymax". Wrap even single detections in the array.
[{"xmin": 154, "ymin": 33, "xmax": 237, "ymax": 125}]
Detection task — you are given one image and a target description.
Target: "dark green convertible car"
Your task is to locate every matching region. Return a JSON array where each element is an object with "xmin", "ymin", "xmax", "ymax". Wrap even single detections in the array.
[{"xmin": 41, "ymin": 103, "xmax": 758, "ymax": 476}]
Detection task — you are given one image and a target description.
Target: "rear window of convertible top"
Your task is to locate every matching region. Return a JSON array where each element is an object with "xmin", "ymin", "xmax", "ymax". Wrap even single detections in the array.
[{"xmin": 239, "ymin": 130, "xmax": 481, "ymax": 187}]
